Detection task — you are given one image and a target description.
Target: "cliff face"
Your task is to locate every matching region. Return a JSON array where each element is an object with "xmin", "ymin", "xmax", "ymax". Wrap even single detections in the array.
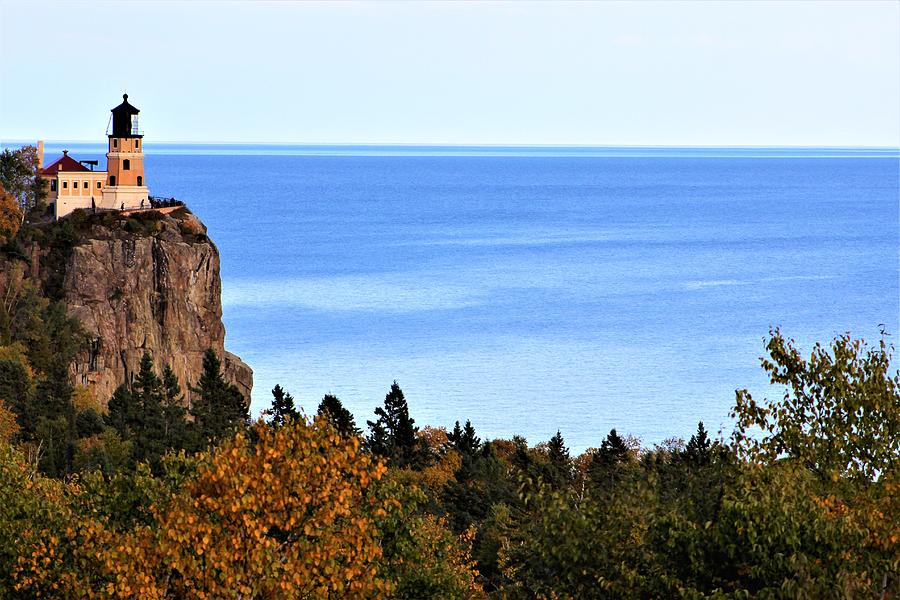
[{"xmin": 36, "ymin": 209, "xmax": 252, "ymax": 406}]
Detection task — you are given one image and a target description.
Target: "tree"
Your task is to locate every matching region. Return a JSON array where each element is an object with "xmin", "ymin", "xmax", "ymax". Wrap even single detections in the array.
[
  {"xmin": 0, "ymin": 145, "xmax": 45, "ymax": 214},
  {"xmin": 448, "ymin": 420, "xmax": 480, "ymax": 458},
  {"xmin": 366, "ymin": 381, "xmax": 421, "ymax": 468},
  {"xmin": 106, "ymin": 384, "xmax": 136, "ymax": 440},
  {"xmin": 589, "ymin": 428, "xmax": 632, "ymax": 491},
  {"xmin": 161, "ymin": 364, "xmax": 188, "ymax": 449},
  {"xmin": 7, "ymin": 420, "xmax": 388, "ymax": 597},
  {"xmin": 317, "ymin": 393, "xmax": 360, "ymax": 438},
  {"xmin": 104, "ymin": 354, "xmax": 190, "ymax": 472},
  {"xmin": 265, "ymin": 384, "xmax": 299, "ymax": 429},
  {"xmin": 0, "ymin": 184, "xmax": 23, "ymax": 245},
  {"xmin": 546, "ymin": 430, "xmax": 572, "ymax": 488},
  {"xmin": 732, "ymin": 328, "xmax": 900, "ymax": 481},
  {"xmin": 131, "ymin": 353, "xmax": 166, "ymax": 466},
  {"xmin": 683, "ymin": 421, "xmax": 712, "ymax": 466},
  {"xmin": 189, "ymin": 349, "xmax": 248, "ymax": 449}
]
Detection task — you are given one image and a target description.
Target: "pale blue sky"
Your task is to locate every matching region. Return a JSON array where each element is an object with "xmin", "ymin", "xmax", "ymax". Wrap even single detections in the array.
[{"xmin": 1, "ymin": 1, "xmax": 898, "ymax": 146}]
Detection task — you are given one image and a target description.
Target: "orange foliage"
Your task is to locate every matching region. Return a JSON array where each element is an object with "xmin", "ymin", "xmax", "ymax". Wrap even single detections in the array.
[
  {"xmin": 392, "ymin": 449, "xmax": 462, "ymax": 497},
  {"xmin": 0, "ymin": 183, "xmax": 22, "ymax": 245},
  {"xmin": 12, "ymin": 419, "xmax": 396, "ymax": 598},
  {"xmin": 0, "ymin": 400, "xmax": 19, "ymax": 443}
]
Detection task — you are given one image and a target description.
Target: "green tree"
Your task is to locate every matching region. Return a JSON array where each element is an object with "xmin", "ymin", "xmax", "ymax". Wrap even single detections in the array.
[
  {"xmin": 267, "ymin": 384, "xmax": 299, "ymax": 429},
  {"xmin": 0, "ymin": 145, "xmax": 45, "ymax": 213},
  {"xmin": 317, "ymin": 392, "xmax": 360, "ymax": 437},
  {"xmin": 106, "ymin": 384, "xmax": 136, "ymax": 440},
  {"xmin": 161, "ymin": 364, "xmax": 189, "ymax": 449},
  {"xmin": 546, "ymin": 430, "xmax": 572, "ymax": 488},
  {"xmin": 683, "ymin": 420, "xmax": 713, "ymax": 466},
  {"xmin": 189, "ymin": 349, "xmax": 248, "ymax": 450},
  {"xmin": 366, "ymin": 381, "xmax": 421, "ymax": 468},
  {"xmin": 588, "ymin": 428, "xmax": 632, "ymax": 492},
  {"xmin": 733, "ymin": 328, "xmax": 900, "ymax": 481},
  {"xmin": 448, "ymin": 420, "xmax": 480, "ymax": 459},
  {"xmin": 131, "ymin": 353, "xmax": 166, "ymax": 468}
]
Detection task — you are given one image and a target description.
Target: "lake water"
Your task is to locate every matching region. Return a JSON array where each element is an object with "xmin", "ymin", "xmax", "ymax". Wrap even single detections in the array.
[{"xmin": 30, "ymin": 143, "xmax": 900, "ymax": 451}]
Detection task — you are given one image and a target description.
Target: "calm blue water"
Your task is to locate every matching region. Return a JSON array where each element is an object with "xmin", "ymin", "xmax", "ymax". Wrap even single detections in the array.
[{"xmin": 26, "ymin": 143, "xmax": 900, "ymax": 451}]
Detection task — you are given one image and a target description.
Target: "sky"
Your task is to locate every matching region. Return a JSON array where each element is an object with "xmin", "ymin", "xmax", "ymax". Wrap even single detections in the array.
[{"xmin": 1, "ymin": 1, "xmax": 898, "ymax": 146}]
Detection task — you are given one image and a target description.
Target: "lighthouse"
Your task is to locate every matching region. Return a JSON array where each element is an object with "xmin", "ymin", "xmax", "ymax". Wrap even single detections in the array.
[{"xmin": 101, "ymin": 94, "xmax": 150, "ymax": 209}]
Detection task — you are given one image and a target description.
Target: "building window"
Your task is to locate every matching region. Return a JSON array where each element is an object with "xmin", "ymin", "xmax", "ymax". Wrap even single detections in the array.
[
  {"xmin": 83, "ymin": 181, "xmax": 89, "ymax": 189},
  {"xmin": 123, "ymin": 159, "xmax": 130, "ymax": 170},
  {"xmin": 51, "ymin": 180, "xmax": 57, "ymax": 192},
  {"xmin": 137, "ymin": 176, "xmax": 143, "ymax": 186},
  {"xmin": 109, "ymin": 176, "xmax": 116, "ymax": 186},
  {"xmin": 97, "ymin": 181, "xmax": 102, "ymax": 188},
  {"xmin": 136, "ymin": 140, "xmax": 140, "ymax": 149},
  {"xmin": 62, "ymin": 181, "xmax": 68, "ymax": 189},
  {"xmin": 113, "ymin": 139, "xmax": 118, "ymax": 148}
]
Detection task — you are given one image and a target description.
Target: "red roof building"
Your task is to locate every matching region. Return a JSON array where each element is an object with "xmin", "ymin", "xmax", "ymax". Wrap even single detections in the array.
[
  {"xmin": 37, "ymin": 94, "xmax": 151, "ymax": 220},
  {"xmin": 40, "ymin": 150, "xmax": 90, "ymax": 176}
]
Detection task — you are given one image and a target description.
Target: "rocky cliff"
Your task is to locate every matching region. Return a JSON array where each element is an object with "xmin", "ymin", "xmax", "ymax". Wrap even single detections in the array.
[{"xmin": 31, "ymin": 208, "xmax": 252, "ymax": 406}]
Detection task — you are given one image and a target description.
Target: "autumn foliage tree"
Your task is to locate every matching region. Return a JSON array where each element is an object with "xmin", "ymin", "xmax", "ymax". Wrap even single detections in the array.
[
  {"xmin": 11, "ymin": 418, "xmax": 397, "ymax": 598},
  {"xmin": 0, "ymin": 184, "xmax": 23, "ymax": 246}
]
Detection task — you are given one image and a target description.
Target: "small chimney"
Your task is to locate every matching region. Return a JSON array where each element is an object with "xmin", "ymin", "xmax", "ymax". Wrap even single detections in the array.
[{"xmin": 37, "ymin": 140, "xmax": 44, "ymax": 169}]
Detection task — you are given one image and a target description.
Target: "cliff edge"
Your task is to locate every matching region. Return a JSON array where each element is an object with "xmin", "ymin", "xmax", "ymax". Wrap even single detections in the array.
[{"xmin": 30, "ymin": 208, "xmax": 252, "ymax": 406}]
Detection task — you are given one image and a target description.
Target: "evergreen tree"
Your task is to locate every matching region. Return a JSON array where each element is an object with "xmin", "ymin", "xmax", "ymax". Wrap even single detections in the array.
[
  {"xmin": 589, "ymin": 428, "xmax": 632, "ymax": 491},
  {"xmin": 106, "ymin": 384, "xmax": 136, "ymax": 439},
  {"xmin": 511, "ymin": 435, "xmax": 533, "ymax": 473},
  {"xmin": 449, "ymin": 421, "xmax": 463, "ymax": 447},
  {"xmin": 366, "ymin": 381, "xmax": 420, "ymax": 468},
  {"xmin": 448, "ymin": 420, "xmax": 481, "ymax": 458},
  {"xmin": 683, "ymin": 421, "xmax": 712, "ymax": 466},
  {"xmin": 161, "ymin": 364, "xmax": 189, "ymax": 450},
  {"xmin": 317, "ymin": 393, "xmax": 359, "ymax": 437},
  {"xmin": 131, "ymin": 353, "xmax": 166, "ymax": 466},
  {"xmin": 546, "ymin": 430, "xmax": 572, "ymax": 488},
  {"xmin": 267, "ymin": 384, "xmax": 300, "ymax": 429},
  {"xmin": 189, "ymin": 349, "xmax": 248, "ymax": 450}
]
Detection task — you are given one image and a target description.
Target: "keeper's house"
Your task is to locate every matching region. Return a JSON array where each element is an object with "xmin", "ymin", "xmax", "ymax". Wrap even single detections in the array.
[{"xmin": 39, "ymin": 94, "xmax": 150, "ymax": 219}]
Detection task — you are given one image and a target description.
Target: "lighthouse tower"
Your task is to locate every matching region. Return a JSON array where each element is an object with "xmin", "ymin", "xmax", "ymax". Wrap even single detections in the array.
[{"xmin": 101, "ymin": 94, "xmax": 149, "ymax": 209}]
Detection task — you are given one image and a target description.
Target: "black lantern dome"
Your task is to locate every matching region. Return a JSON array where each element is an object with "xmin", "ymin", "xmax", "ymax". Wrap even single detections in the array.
[{"xmin": 109, "ymin": 94, "xmax": 142, "ymax": 138}]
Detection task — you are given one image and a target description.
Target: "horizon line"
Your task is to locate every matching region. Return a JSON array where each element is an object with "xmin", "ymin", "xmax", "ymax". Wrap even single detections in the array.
[{"xmin": 5, "ymin": 139, "xmax": 900, "ymax": 151}]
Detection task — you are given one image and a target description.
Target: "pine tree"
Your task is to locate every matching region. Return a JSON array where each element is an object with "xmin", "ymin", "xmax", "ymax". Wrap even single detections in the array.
[
  {"xmin": 366, "ymin": 381, "xmax": 420, "ymax": 468},
  {"xmin": 317, "ymin": 393, "xmax": 359, "ymax": 438},
  {"xmin": 449, "ymin": 421, "xmax": 463, "ymax": 447},
  {"xmin": 683, "ymin": 421, "xmax": 712, "ymax": 466},
  {"xmin": 161, "ymin": 364, "xmax": 189, "ymax": 450},
  {"xmin": 449, "ymin": 420, "xmax": 481, "ymax": 458},
  {"xmin": 106, "ymin": 384, "xmax": 137, "ymax": 439},
  {"xmin": 267, "ymin": 384, "xmax": 300, "ymax": 429},
  {"xmin": 131, "ymin": 352, "xmax": 166, "ymax": 466},
  {"xmin": 189, "ymin": 349, "xmax": 249, "ymax": 450},
  {"xmin": 589, "ymin": 428, "xmax": 632, "ymax": 491},
  {"xmin": 547, "ymin": 430, "xmax": 571, "ymax": 487}
]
